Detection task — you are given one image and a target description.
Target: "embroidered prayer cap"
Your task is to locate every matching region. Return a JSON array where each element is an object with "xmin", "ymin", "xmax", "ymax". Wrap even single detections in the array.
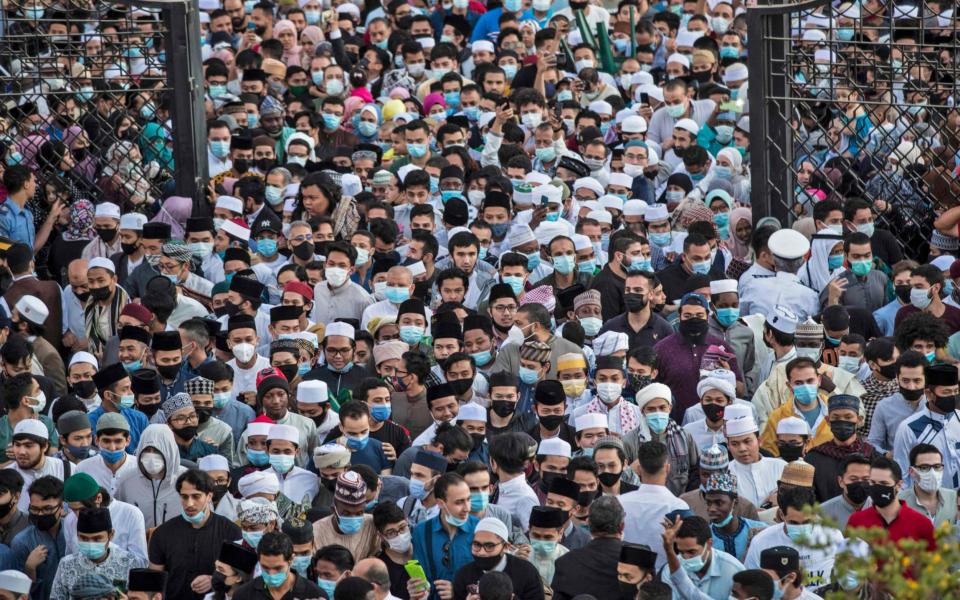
[
  {"xmin": 314, "ymin": 442, "xmax": 351, "ymax": 469},
  {"xmin": 161, "ymin": 392, "xmax": 193, "ymax": 416},
  {"xmin": 162, "ymin": 239, "xmax": 193, "ymax": 263},
  {"xmin": 335, "ymin": 470, "xmax": 367, "ymax": 506},
  {"xmin": 69, "ymin": 574, "xmax": 116, "ymax": 599},
  {"xmin": 519, "ymin": 340, "xmax": 551, "ymax": 363},
  {"xmin": 238, "ymin": 497, "xmax": 280, "ymax": 524},
  {"xmin": 779, "ymin": 459, "xmax": 815, "ymax": 486},
  {"xmin": 794, "ymin": 318, "xmax": 823, "ymax": 343},
  {"xmin": 373, "ymin": 340, "xmax": 409, "ymax": 365},
  {"xmin": 699, "ymin": 444, "xmax": 730, "ymax": 471},
  {"xmin": 592, "ymin": 331, "xmax": 629, "ymax": 356},
  {"xmin": 827, "ymin": 394, "xmax": 860, "ymax": 413},
  {"xmin": 703, "ymin": 471, "xmax": 738, "ymax": 495},
  {"xmin": 573, "ymin": 290, "xmax": 601, "ymax": 312}
]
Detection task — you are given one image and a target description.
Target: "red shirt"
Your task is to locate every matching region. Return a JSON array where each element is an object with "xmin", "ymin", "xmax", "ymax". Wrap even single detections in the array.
[{"xmin": 846, "ymin": 501, "xmax": 936, "ymax": 550}]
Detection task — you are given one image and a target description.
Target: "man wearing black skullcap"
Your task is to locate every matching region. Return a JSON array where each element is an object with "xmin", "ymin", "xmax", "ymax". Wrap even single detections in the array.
[
  {"xmin": 123, "ymin": 222, "xmax": 171, "ymax": 299},
  {"xmin": 48, "ymin": 507, "xmax": 147, "ymax": 597}
]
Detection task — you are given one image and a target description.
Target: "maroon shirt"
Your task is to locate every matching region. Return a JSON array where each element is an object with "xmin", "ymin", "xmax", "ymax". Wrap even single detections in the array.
[
  {"xmin": 895, "ymin": 304, "xmax": 960, "ymax": 334},
  {"xmin": 653, "ymin": 332, "xmax": 742, "ymax": 422},
  {"xmin": 846, "ymin": 501, "xmax": 936, "ymax": 550}
]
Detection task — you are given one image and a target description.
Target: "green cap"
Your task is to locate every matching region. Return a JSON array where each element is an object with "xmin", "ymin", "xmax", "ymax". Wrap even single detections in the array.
[{"xmin": 63, "ymin": 473, "xmax": 99, "ymax": 503}]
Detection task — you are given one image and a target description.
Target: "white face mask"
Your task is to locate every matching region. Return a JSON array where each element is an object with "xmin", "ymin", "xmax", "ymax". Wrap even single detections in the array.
[
  {"xmin": 232, "ymin": 342, "xmax": 256, "ymax": 363},
  {"xmin": 325, "ymin": 267, "xmax": 349, "ymax": 287},
  {"xmin": 28, "ymin": 391, "xmax": 46, "ymax": 413},
  {"xmin": 916, "ymin": 468, "xmax": 942, "ymax": 493},
  {"xmin": 387, "ymin": 530, "xmax": 412, "ymax": 553},
  {"xmin": 596, "ymin": 382, "xmax": 622, "ymax": 404},
  {"xmin": 140, "ymin": 453, "xmax": 165, "ymax": 475}
]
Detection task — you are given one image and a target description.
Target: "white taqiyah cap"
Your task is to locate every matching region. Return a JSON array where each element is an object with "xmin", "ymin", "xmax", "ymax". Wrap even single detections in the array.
[
  {"xmin": 88, "ymin": 257, "xmax": 116, "ymax": 274},
  {"xmin": 586, "ymin": 209, "xmax": 612, "ymax": 225},
  {"xmin": 725, "ymin": 415, "xmax": 759, "ymax": 437},
  {"xmin": 325, "ymin": 321, "xmax": 355, "ymax": 340},
  {"xmin": 94, "ymin": 202, "xmax": 121, "ymax": 219},
  {"xmin": 120, "ymin": 213, "xmax": 148, "ymax": 230},
  {"xmin": 576, "ymin": 412, "xmax": 608, "ymax": 432},
  {"xmin": 572, "ymin": 234, "xmax": 592, "ymax": 252},
  {"xmin": 776, "ymin": 416, "xmax": 810, "ymax": 436},
  {"xmin": 599, "ymin": 195, "xmax": 624, "ymax": 212},
  {"xmin": 0, "ymin": 570, "xmax": 31, "ymax": 594},
  {"xmin": 198, "ymin": 454, "xmax": 230, "ymax": 472},
  {"xmin": 15, "ymin": 295, "xmax": 48, "ymax": 326},
  {"xmin": 237, "ymin": 470, "xmax": 280, "ymax": 497},
  {"xmin": 268, "ymin": 423, "xmax": 300, "ymax": 445},
  {"xmin": 475, "ymin": 516, "xmax": 509, "ymax": 541},
  {"xmin": 457, "ymin": 402, "xmax": 487, "ymax": 422},
  {"xmin": 297, "ymin": 379, "xmax": 329, "ymax": 404},
  {"xmin": 245, "ymin": 421, "xmax": 273, "ymax": 438},
  {"xmin": 766, "ymin": 305, "xmax": 800, "ymax": 335},
  {"xmin": 623, "ymin": 200, "xmax": 646, "ymax": 217},
  {"xmin": 608, "ymin": 173, "xmax": 633, "ymax": 189},
  {"xmin": 216, "ymin": 195, "xmax": 243, "ymax": 214},
  {"xmin": 645, "ymin": 204, "xmax": 669, "ymax": 222},
  {"xmin": 538, "ymin": 437, "xmax": 572, "ymax": 458},
  {"xmin": 221, "ymin": 219, "xmax": 250, "ymax": 241},
  {"xmin": 13, "ymin": 419, "xmax": 47, "ymax": 439},
  {"xmin": 68, "ymin": 351, "xmax": 99, "ymax": 370},
  {"xmin": 709, "ymin": 279, "xmax": 738, "ymax": 295}
]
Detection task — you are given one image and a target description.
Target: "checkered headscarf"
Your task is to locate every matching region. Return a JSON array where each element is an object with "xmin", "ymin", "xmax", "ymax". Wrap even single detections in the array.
[
  {"xmin": 184, "ymin": 376, "xmax": 214, "ymax": 396},
  {"xmin": 162, "ymin": 239, "xmax": 193, "ymax": 263}
]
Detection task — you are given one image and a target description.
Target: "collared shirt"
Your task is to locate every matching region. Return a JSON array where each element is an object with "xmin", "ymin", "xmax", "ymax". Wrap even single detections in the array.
[
  {"xmin": 664, "ymin": 548, "xmax": 744, "ymax": 600},
  {"xmin": 873, "ymin": 299, "xmax": 904, "ymax": 336},
  {"xmin": 494, "ymin": 475, "xmax": 540, "ymax": 532},
  {"xmin": 597, "ymin": 311, "xmax": 674, "ymax": 350},
  {"xmin": 740, "ymin": 271, "xmax": 820, "ymax": 322},
  {"xmin": 620, "ymin": 484, "xmax": 690, "ymax": 571},
  {"xmin": 412, "ymin": 514, "xmax": 477, "ymax": 594},
  {"xmin": 868, "ymin": 392, "xmax": 923, "ymax": 454},
  {"xmin": 227, "ymin": 354, "xmax": 272, "ymax": 397},
  {"xmin": 893, "ymin": 406, "xmax": 960, "ymax": 488},
  {"xmin": 13, "ymin": 524, "xmax": 66, "ymax": 600},
  {"xmin": 61, "ymin": 285, "xmax": 86, "ymax": 338},
  {"xmin": 682, "ymin": 417, "xmax": 727, "ymax": 451},
  {"xmin": 88, "ymin": 406, "xmax": 148, "ymax": 453},
  {"xmin": 899, "ymin": 485, "xmax": 958, "ymax": 527},
  {"xmin": 6, "ymin": 458, "xmax": 66, "ymax": 511},
  {"xmin": 819, "ymin": 268, "xmax": 888, "ymax": 312},
  {"xmin": 728, "ymin": 457, "xmax": 787, "ymax": 507},
  {"xmin": 0, "ymin": 200, "xmax": 35, "ymax": 248}
]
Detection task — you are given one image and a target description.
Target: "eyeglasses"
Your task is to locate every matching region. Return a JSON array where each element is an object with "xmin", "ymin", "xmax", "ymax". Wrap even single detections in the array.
[
  {"xmin": 326, "ymin": 347, "xmax": 353, "ymax": 356},
  {"xmin": 914, "ymin": 464, "xmax": 944, "ymax": 473},
  {"xmin": 290, "ymin": 234, "xmax": 314, "ymax": 242},
  {"xmin": 382, "ymin": 525, "xmax": 409, "ymax": 539},
  {"xmin": 29, "ymin": 505, "xmax": 61, "ymax": 516},
  {"xmin": 471, "ymin": 541, "xmax": 504, "ymax": 552},
  {"xmin": 490, "ymin": 304, "xmax": 517, "ymax": 313},
  {"xmin": 170, "ymin": 413, "xmax": 199, "ymax": 426}
]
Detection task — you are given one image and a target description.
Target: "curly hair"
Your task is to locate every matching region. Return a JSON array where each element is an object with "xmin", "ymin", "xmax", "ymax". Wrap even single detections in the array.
[{"xmin": 894, "ymin": 311, "xmax": 950, "ymax": 350}]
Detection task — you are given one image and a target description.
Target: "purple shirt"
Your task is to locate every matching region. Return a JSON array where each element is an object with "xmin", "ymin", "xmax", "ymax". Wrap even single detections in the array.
[{"xmin": 653, "ymin": 332, "xmax": 742, "ymax": 422}]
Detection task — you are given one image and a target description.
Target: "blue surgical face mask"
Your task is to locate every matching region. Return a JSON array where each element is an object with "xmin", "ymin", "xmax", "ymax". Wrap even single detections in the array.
[
  {"xmin": 645, "ymin": 411, "xmax": 669, "ymax": 434},
  {"xmin": 470, "ymin": 350, "xmax": 492, "ymax": 367},
  {"xmin": 370, "ymin": 404, "xmax": 392, "ymax": 422},
  {"xmin": 828, "ymin": 254, "xmax": 844, "ymax": 270},
  {"xmin": 469, "ymin": 491, "xmax": 489, "ymax": 512},
  {"xmin": 578, "ymin": 259, "xmax": 596, "ymax": 274},
  {"xmin": 317, "ymin": 578, "xmax": 337, "ymax": 597},
  {"xmin": 346, "ymin": 434, "xmax": 370, "ymax": 451},
  {"xmin": 261, "ymin": 569, "xmax": 288, "ymax": 589},
  {"xmin": 502, "ymin": 275, "xmax": 524, "ymax": 296},
  {"xmin": 385, "ymin": 286, "xmax": 411, "ymax": 304},
  {"xmin": 269, "ymin": 454, "xmax": 295, "ymax": 474},
  {"xmin": 715, "ymin": 306, "xmax": 740, "ymax": 327},
  {"xmin": 649, "ymin": 231, "xmax": 671, "ymax": 247},
  {"xmin": 243, "ymin": 530, "xmax": 265, "ymax": 548},
  {"xmin": 292, "ymin": 554, "xmax": 312, "ymax": 576},
  {"xmin": 100, "ymin": 448, "xmax": 126, "ymax": 464},
  {"xmin": 213, "ymin": 391, "xmax": 231, "ymax": 409},
  {"xmin": 338, "ymin": 513, "xmax": 364, "ymax": 535},
  {"xmin": 519, "ymin": 366, "xmax": 540, "ymax": 385},
  {"xmin": 553, "ymin": 254, "xmax": 575, "ymax": 275},
  {"xmin": 714, "ymin": 511, "xmax": 734, "ymax": 528},
  {"xmin": 246, "ymin": 448, "xmax": 269, "ymax": 466},
  {"xmin": 792, "ymin": 383, "xmax": 819, "ymax": 405},
  {"xmin": 257, "ymin": 238, "xmax": 278, "ymax": 257},
  {"xmin": 399, "ymin": 325, "xmax": 425, "ymax": 345}
]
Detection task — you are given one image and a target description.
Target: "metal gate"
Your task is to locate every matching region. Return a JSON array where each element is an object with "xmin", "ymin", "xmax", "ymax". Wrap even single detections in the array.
[
  {"xmin": 746, "ymin": 0, "xmax": 960, "ymax": 257},
  {"xmin": 0, "ymin": 0, "xmax": 207, "ymax": 211}
]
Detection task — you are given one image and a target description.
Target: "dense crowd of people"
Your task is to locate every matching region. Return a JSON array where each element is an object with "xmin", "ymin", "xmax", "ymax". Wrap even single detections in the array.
[{"xmin": 0, "ymin": 0, "xmax": 957, "ymax": 598}]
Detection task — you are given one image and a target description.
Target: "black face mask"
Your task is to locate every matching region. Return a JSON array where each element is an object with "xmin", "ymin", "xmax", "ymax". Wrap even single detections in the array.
[
  {"xmin": 598, "ymin": 471, "xmax": 621, "ymax": 488},
  {"xmin": 845, "ymin": 480, "xmax": 869, "ymax": 505},
  {"xmin": 71, "ymin": 379, "xmax": 97, "ymax": 399},
  {"xmin": 678, "ymin": 318, "xmax": 709, "ymax": 344},
  {"xmin": 72, "ymin": 147, "xmax": 88, "ymax": 162},
  {"xmin": 222, "ymin": 301, "xmax": 241, "ymax": 317},
  {"xmin": 829, "ymin": 420, "xmax": 857, "ymax": 442},
  {"xmin": 569, "ymin": 0, "xmax": 588, "ymax": 10},
  {"xmin": 214, "ymin": 306, "xmax": 231, "ymax": 318},
  {"xmin": 174, "ymin": 425, "xmax": 198, "ymax": 441},
  {"xmin": 868, "ymin": 483, "xmax": 896, "ymax": 508},
  {"xmin": 878, "ymin": 362, "xmax": 898, "ymax": 380},
  {"xmin": 628, "ymin": 373, "xmax": 653, "ymax": 391},
  {"xmin": 157, "ymin": 362, "xmax": 182, "ymax": 380},
  {"xmin": 702, "ymin": 403, "xmax": 725, "ymax": 422},
  {"xmin": 578, "ymin": 489, "xmax": 598, "ymax": 507},
  {"xmin": 74, "ymin": 290, "xmax": 91, "ymax": 304},
  {"xmin": 139, "ymin": 403, "xmax": 161, "ymax": 418},
  {"xmin": 322, "ymin": 477, "xmax": 338, "ymax": 491},
  {"xmin": 311, "ymin": 410, "xmax": 328, "ymax": 429},
  {"xmin": 277, "ymin": 364, "xmax": 298, "ymax": 383},
  {"xmin": 491, "ymin": 400, "xmax": 516, "ymax": 418},
  {"xmin": 255, "ymin": 158, "xmax": 276, "ymax": 172},
  {"xmin": 934, "ymin": 394, "xmax": 957, "ymax": 413},
  {"xmin": 121, "ymin": 242, "xmax": 139, "ymax": 255},
  {"xmin": 29, "ymin": 512, "xmax": 59, "ymax": 531},
  {"xmin": 539, "ymin": 414, "xmax": 564, "ymax": 431},
  {"xmin": 777, "ymin": 443, "xmax": 804, "ymax": 462},
  {"xmin": 471, "ymin": 432, "xmax": 486, "ymax": 450},
  {"xmin": 90, "ymin": 286, "xmax": 112, "ymax": 302},
  {"xmin": 96, "ymin": 227, "xmax": 118, "ymax": 244},
  {"xmin": 0, "ymin": 499, "xmax": 15, "ymax": 519},
  {"xmin": 196, "ymin": 407, "xmax": 213, "ymax": 425},
  {"xmin": 448, "ymin": 378, "xmax": 473, "ymax": 397},
  {"xmin": 624, "ymin": 293, "xmax": 647, "ymax": 313},
  {"xmin": 895, "ymin": 284, "xmax": 911, "ymax": 303},
  {"xmin": 619, "ymin": 581, "xmax": 639, "ymax": 600},
  {"xmin": 211, "ymin": 571, "xmax": 231, "ymax": 594},
  {"xmin": 293, "ymin": 241, "xmax": 315, "ymax": 260},
  {"xmin": 900, "ymin": 386, "xmax": 924, "ymax": 402},
  {"xmin": 233, "ymin": 158, "xmax": 250, "ymax": 174},
  {"xmin": 473, "ymin": 553, "xmax": 503, "ymax": 571},
  {"xmin": 212, "ymin": 483, "xmax": 230, "ymax": 504}
]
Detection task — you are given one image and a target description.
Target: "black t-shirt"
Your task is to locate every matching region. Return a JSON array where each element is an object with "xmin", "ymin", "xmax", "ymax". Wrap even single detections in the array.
[
  {"xmin": 377, "ymin": 550, "xmax": 411, "ymax": 600},
  {"xmin": 148, "ymin": 512, "xmax": 242, "ymax": 600}
]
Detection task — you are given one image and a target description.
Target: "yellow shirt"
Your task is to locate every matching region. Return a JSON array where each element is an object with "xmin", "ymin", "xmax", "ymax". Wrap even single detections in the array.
[{"xmin": 760, "ymin": 394, "xmax": 834, "ymax": 456}]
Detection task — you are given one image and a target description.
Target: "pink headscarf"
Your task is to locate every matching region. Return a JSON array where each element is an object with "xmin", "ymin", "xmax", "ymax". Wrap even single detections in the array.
[
  {"xmin": 300, "ymin": 25, "xmax": 323, "ymax": 47},
  {"xmin": 150, "ymin": 195, "xmax": 192, "ymax": 239},
  {"xmin": 63, "ymin": 126, "xmax": 97, "ymax": 184},
  {"xmin": 343, "ymin": 96, "xmax": 366, "ymax": 125},
  {"xmin": 423, "ymin": 93, "xmax": 446, "ymax": 114},
  {"xmin": 274, "ymin": 19, "xmax": 302, "ymax": 67},
  {"xmin": 728, "ymin": 207, "xmax": 753, "ymax": 260}
]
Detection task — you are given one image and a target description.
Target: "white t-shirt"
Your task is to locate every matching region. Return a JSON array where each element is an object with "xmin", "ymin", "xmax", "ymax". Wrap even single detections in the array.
[{"xmin": 744, "ymin": 523, "xmax": 843, "ymax": 588}]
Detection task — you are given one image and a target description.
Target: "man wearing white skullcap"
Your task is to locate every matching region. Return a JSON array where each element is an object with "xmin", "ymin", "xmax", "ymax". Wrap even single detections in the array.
[
  {"xmin": 82, "ymin": 202, "xmax": 122, "ymax": 260},
  {"xmin": 682, "ymin": 373, "xmax": 738, "ymax": 451},
  {"xmin": 725, "ymin": 415, "xmax": 787, "ymax": 506},
  {"xmin": 707, "ymin": 278, "xmax": 761, "ymax": 396},
  {"xmin": 452, "ymin": 516, "xmax": 543, "ymax": 598}
]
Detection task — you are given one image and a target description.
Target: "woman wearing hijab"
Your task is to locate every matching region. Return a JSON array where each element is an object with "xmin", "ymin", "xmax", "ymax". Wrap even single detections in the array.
[
  {"xmin": 800, "ymin": 233, "xmax": 845, "ymax": 293},
  {"xmin": 273, "ymin": 19, "xmax": 302, "ymax": 67},
  {"xmin": 63, "ymin": 126, "xmax": 99, "ymax": 186},
  {"xmin": 98, "ymin": 139, "xmax": 158, "ymax": 212},
  {"xmin": 658, "ymin": 172, "xmax": 693, "ymax": 208},
  {"xmin": 352, "ymin": 104, "xmax": 381, "ymax": 143},
  {"xmin": 714, "ymin": 146, "xmax": 750, "ymax": 205},
  {"xmin": 47, "ymin": 199, "xmax": 96, "ymax": 284},
  {"xmin": 725, "ymin": 206, "xmax": 754, "ymax": 280},
  {"xmin": 299, "ymin": 25, "xmax": 323, "ymax": 66}
]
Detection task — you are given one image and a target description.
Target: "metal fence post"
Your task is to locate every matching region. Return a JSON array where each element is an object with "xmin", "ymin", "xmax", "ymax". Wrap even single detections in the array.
[{"xmin": 160, "ymin": 0, "xmax": 210, "ymax": 216}]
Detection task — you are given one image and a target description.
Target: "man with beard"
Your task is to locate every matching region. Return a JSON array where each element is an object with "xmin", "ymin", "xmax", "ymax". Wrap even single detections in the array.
[
  {"xmin": 486, "ymin": 283, "xmax": 519, "ymax": 347},
  {"xmin": 598, "ymin": 271, "xmax": 673, "ymax": 354},
  {"xmin": 654, "ymin": 292, "xmax": 742, "ymax": 421},
  {"xmin": 453, "ymin": 517, "xmax": 543, "ymax": 600},
  {"xmin": 11, "ymin": 295, "xmax": 66, "ymax": 397},
  {"xmin": 304, "ymin": 321, "xmax": 369, "ymax": 408},
  {"xmin": 199, "ymin": 454, "xmax": 240, "ymax": 522}
]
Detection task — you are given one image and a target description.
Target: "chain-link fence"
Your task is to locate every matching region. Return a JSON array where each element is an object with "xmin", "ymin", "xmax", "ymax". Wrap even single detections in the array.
[
  {"xmin": 747, "ymin": 0, "xmax": 960, "ymax": 259},
  {"xmin": 0, "ymin": 0, "xmax": 206, "ymax": 210}
]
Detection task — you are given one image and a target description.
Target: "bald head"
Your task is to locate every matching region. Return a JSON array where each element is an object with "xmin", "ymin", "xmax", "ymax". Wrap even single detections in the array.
[
  {"xmin": 354, "ymin": 558, "xmax": 391, "ymax": 599},
  {"xmin": 68, "ymin": 259, "xmax": 89, "ymax": 288},
  {"xmin": 386, "ymin": 266, "xmax": 413, "ymax": 287}
]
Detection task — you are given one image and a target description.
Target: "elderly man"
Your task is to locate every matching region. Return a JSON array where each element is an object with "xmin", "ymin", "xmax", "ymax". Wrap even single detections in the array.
[
  {"xmin": 361, "ymin": 266, "xmax": 434, "ymax": 331},
  {"xmin": 493, "ymin": 303, "xmax": 581, "ymax": 379},
  {"xmin": 313, "ymin": 471, "xmax": 381, "ymax": 561}
]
